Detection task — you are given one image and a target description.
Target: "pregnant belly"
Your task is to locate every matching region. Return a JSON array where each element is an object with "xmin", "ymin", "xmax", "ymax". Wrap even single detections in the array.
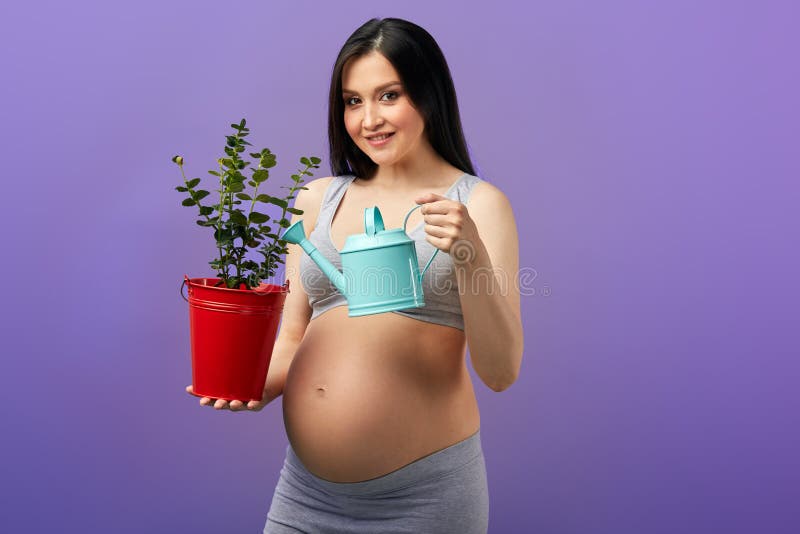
[{"xmin": 282, "ymin": 307, "xmax": 479, "ymax": 483}]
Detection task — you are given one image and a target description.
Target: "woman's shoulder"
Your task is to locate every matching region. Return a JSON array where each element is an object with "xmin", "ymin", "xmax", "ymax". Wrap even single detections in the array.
[
  {"xmin": 295, "ymin": 176, "xmax": 333, "ymax": 206},
  {"xmin": 464, "ymin": 175, "xmax": 509, "ymax": 209},
  {"xmin": 289, "ymin": 176, "xmax": 336, "ymax": 234}
]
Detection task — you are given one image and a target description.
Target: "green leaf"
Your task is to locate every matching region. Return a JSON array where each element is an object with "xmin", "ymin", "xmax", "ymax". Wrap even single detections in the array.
[
  {"xmin": 194, "ymin": 190, "xmax": 210, "ymax": 200},
  {"xmin": 199, "ymin": 206, "xmax": 214, "ymax": 216},
  {"xmin": 208, "ymin": 170, "xmax": 221, "ymax": 177},
  {"xmin": 255, "ymin": 194, "xmax": 272, "ymax": 203},
  {"xmin": 286, "ymin": 207, "xmax": 303, "ymax": 215},
  {"xmin": 182, "ymin": 198, "xmax": 196, "ymax": 206},
  {"xmin": 187, "ymin": 178, "xmax": 201, "ymax": 188},
  {"xmin": 246, "ymin": 240, "xmax": 260, "ymax": 248},
  {"xmin": 310, "ymin": 156, "xmax": 321, "ymax": 164},
  {"xmin": 229, "ymin": 211, "xmax": 248, "ymax": 226},
  {"xmin": 248, "ymin": 180, "xmax": 257, "ymax": 187},
  {"xmin": 249, "ymin": 212, "xmax": 269, "ymax": 224},
  {"xmin": 268, "ymin": 197, "xmax": 288, "ymax": 209},
  {"xmin": 278, "ymin": 218, "xmax": 291, "ymax": 228},
  {"xmin": 291, "ymin": 174, "xmax": 300, "ymax": 181},
  {"xmin": 300, "ymin": 157, "xmax": 310, "ymax": 165},
  {"xmin": 229, "ymin": 181, "xmax": 244, "ymax": 193},
  {"xmin": 175, "ymin": 186, "xmax": 188, "ymax": 192},
  {"xmin": 235, "ymin": 193, "xmax": 252, "ymax": 201},
  {"xmin": 252, "ymin": 169, "xmax": 269, "ymax": 184}
]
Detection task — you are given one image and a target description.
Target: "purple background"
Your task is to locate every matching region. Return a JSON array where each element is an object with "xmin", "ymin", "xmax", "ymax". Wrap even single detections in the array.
[{"xmin": 2, "ymin": 1, "xmax": 798, "ymax": 532}]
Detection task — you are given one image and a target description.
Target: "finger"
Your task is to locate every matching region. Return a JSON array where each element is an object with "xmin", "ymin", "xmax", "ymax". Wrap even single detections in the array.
[
  {"xmin": 423, "ymin": 224, "xmax": 451, "ymax": 238},
  {"xmin": 419, "ymin": 201, "xmax": 451, "ymax": 215},
  {"xmin": 423, "ymin": 234, "xmax": 451, "ymax": 252},
  {"xmin": 247, "ymin": 399, "xmax": 265, "ymax": 410},
  {"xmin": 421, "ymin": 213, "xmax": 450, "ymax": 226},
  {"xmin": 415, "ymin": 192, "xmax": 446, "ymax": 204},
  {"xmin": 200, "ymin": 397, "xmax": 213, "ymax": 406},
  {"xmin": 186, "ymin": 385, "xmax": 193, "ymax": 394},
  {"xmin": 229, "ymin": 400, "xmax": 245, "ymax": 411},
  {"xmin": 214, "ymin": 399, "xmax": 229, "ymax": 410}
]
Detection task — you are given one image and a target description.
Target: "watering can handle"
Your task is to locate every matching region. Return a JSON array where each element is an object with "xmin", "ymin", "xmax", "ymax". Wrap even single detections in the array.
[
  {"xmin": 364, "ymin": 207, "xmax": 385, "ymax": 236},
  {"xmin": 403, "ymin": 204, "xmax": 440, "ymax": 280}
]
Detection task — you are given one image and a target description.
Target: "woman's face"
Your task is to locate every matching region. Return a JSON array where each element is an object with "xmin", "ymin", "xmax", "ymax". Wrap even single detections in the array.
[{"xmin": 341, "ymin": 52, "xmax": 427, "ymax": 168}]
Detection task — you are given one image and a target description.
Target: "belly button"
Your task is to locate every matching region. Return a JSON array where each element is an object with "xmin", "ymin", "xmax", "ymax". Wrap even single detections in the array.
[{"xmin": 315, "ymin": 384, "xmax": 327, "ymax": 396}]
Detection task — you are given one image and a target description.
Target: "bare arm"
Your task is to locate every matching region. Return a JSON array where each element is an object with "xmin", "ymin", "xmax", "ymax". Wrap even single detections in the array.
[
  {"xmin": 415, "ymin": 181, "xmax": 523, "ymax": 392},
  {"xmin": 457, "ymin": 182, "xmax": 523, "ymax": 392}
]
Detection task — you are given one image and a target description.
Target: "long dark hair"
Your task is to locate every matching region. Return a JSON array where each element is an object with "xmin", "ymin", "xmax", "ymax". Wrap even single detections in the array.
[{"xmin": 328, "ymin": 18, "xmax": 476, "ymax": 180}]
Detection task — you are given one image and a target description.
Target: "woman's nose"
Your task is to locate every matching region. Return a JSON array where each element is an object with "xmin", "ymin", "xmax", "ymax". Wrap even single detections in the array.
[{"xmin": 362, "ymin": 103, "xmax": 384, "ymax": 129}]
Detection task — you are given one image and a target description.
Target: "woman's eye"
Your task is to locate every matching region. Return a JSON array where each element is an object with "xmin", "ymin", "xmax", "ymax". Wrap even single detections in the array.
[{"xmin": 344, "ymin": 92, "xmax": 398, "ymax": 106}]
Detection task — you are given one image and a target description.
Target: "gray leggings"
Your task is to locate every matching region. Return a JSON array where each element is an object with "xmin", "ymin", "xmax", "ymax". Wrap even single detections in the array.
[{"xmin": 264, "ymin": 429, "xmax": 489, "ymax": 534}]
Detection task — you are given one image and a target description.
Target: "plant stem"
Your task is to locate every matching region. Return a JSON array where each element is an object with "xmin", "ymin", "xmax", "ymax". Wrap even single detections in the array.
[
  {"xmin": 261, "ymin": 164, "xmax": 312, "ymax": 277},
  {"xmin": 178, "ymin": 163, "xmax": 214, "ymax": 226},
  {"xmin": 216, "ymin": 160, "xmax": 227, "ymax": 281}
]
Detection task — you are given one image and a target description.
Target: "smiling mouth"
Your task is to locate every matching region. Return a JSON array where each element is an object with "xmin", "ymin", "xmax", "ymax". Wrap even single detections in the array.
[
  {"xmin": 365, "ymin": 132, "xmax": 395, "ymax": 145},
  {"xmin": 368, "ymin": 132, "xmax": 394, "ymax": 138}
]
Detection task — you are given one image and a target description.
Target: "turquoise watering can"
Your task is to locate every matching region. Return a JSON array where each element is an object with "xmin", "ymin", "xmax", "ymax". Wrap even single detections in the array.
[{"xmin": 280, "ymin": 204, "xmax": 439, "ymax": 316}]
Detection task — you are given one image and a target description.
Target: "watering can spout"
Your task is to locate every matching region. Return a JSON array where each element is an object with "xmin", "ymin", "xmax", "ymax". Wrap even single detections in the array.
[{"xmin": 280, "ymin": 220, "xmax": 346, "ymax": 294}]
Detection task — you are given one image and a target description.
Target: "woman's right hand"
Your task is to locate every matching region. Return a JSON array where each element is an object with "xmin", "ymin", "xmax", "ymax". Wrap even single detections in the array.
[{"xmin": 185, "ymin": 384, "xmax": 274, "ymax": 412}]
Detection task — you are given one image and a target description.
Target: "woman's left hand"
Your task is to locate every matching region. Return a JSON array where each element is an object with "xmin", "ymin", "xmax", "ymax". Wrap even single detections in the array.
[{"xmin": 414, "ymin": 193, "xmax": 481, "ymax": 258}]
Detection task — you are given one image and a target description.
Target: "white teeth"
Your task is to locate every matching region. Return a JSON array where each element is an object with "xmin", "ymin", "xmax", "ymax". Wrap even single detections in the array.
[{"xmin": 369, "ymin": 134, "xmax": 392, "ymax": 141}]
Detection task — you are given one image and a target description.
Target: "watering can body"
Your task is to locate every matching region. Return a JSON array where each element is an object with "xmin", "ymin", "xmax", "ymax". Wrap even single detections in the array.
[{"xmin": 280, "ymin": 205, "xmax": 439, "ymax": 317}]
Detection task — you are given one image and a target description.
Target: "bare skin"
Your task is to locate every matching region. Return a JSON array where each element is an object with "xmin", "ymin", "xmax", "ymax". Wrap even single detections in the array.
[
  {"xmin": 282, "ymin": 173, "xmax": 481, "ymax": 482},
  {"xmin": 187, "ymin": 173, "xmax": 481, "ymax": 483},
  {"xmin": 186, "ymin": 51, "xmax": 522, "ymax": 483}
]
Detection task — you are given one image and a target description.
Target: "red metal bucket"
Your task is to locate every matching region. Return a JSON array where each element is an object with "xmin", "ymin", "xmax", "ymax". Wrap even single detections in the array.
[{"xmin": 181, "ymin": 275, "xmax": 289, "ymax": 402}]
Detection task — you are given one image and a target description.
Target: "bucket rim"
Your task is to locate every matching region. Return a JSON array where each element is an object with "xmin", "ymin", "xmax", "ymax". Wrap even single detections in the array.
[{"xmin": 183, "ymin": 275, "xmax": 290, "ymax": 296}]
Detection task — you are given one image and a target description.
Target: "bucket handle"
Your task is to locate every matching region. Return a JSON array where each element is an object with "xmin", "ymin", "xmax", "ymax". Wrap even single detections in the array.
[
  {"xmin": 181, "ymin": 275, "xmax": 290, "ymax": 303},
  {"xmin": 180, "ymin": 274, "xmax": 190, "ymax": 302}
]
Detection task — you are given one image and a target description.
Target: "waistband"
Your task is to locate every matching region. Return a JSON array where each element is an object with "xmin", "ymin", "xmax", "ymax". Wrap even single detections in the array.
[{"xmin": 285, "ymin": 428, "xmax": 483, "ymax": 497}]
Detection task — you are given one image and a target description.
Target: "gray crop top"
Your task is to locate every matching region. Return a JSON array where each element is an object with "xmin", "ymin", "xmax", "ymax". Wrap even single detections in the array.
[{"xmin": 299, "ymin": 172, "xmax": 484, "ymax": 330}]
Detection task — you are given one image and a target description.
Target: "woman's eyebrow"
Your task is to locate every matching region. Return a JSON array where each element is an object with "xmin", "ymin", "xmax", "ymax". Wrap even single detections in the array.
[{"xmin": 342, "ymin": 81, "xmax": 402, "ymax": 95}]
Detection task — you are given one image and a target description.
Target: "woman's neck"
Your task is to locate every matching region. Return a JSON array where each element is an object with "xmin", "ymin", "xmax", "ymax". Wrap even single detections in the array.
[{"xmin": 362, "ymin": 141, "xmax": 461, "ymax": 192}]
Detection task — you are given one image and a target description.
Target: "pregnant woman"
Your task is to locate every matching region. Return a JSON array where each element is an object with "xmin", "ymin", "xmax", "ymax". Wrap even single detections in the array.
[{"xmin": 186, "ymin": 17, "xmax": 523, "ymax": 534}]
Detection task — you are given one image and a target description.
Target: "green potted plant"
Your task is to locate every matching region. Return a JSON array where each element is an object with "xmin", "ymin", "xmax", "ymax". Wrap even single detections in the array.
[{"xmin": 174, "ymin": 118, "xmax": 320, "ymax": 401}]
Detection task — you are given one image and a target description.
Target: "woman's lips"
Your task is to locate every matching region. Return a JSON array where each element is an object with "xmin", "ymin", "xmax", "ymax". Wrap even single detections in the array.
[{"xmin": 366, "ymin": 132, "xmax": 395, "ymax": 147}]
